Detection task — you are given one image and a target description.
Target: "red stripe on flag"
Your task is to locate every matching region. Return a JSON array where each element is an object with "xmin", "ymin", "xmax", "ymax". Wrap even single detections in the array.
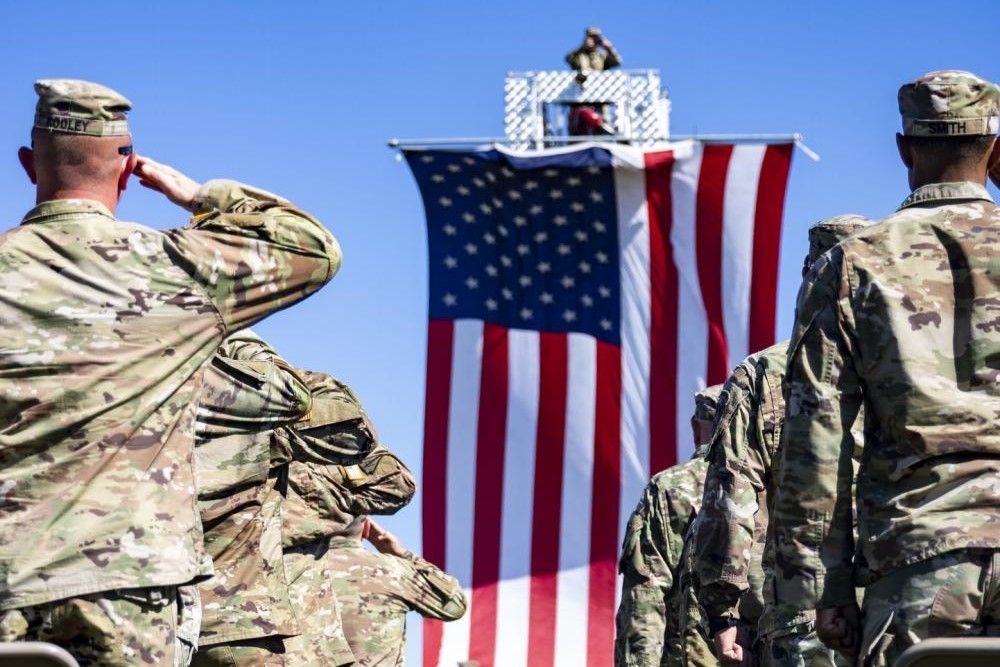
[
  {"xmin": 748, "ymin": 143, "xmax": 793, "ymax": 353},
  {"xmin": 696, "ymin": 144, "xmax": 735, "ymax": 385},
  {"xmin": 527, "ymin": 333, "xmax": 568, "ymax": 667},
  {"xmin": 469, "ymin": 324, "xmax": 509, "ymax": 667},
  {"xmin": 587, "ymin": 340, "xmax": 622, "ymax": 667},
  {"xmin": 644, "ymin": 151, "xmax": 678, "ymax": 475},
  {"xmin": 422, "ymin": 319, "xmax": 454, "ymax": 667}
]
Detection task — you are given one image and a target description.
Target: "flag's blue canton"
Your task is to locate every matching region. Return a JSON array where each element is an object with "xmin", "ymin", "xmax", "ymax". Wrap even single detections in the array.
[{"xmin": 407, "ymin": 148, "xmax": 621, "ymax": 345}]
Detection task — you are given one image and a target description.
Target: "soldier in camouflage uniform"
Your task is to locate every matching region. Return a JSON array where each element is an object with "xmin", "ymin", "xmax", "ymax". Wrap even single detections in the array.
[
  {"xmin": 0, "ymin": 80, "xmax": 339, "ymax": 666},
  {"xmin": 278, "ymin": 370, "xmax": 417, "ymax": 665},
  {"xmin": 191, "ymin": 331, "xmax": 310, "ymax": 666},
  {"xmin": 565, "ymin": 27, "xmax": 623, "ymax": 72},
  {"xmin": 693, "ymin": 216, "xmax": 870, "ymax": 667},
  {"xmin": 328, "ymin": 517, "xmax": 467, "ymax": 666},
  {"xmin": 771, "ymin": 70, "xmax": 1000, "ymax": 667},
  {"xmin": 614, "ymin": 385, "xmax": 723, "ymax": 667}
]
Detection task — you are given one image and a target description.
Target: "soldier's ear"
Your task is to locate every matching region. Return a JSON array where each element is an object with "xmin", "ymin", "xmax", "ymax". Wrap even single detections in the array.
[
  {"xmin": 118, "ymin": 152, "xmax": 137, "ymax": 195},
  {"xmin": 17, "ymin": 146, "xmax": 36, "ymax": 185},
  {"xmin": 895, "ymin": 133, "xmax": 914, "ymax": 169}
]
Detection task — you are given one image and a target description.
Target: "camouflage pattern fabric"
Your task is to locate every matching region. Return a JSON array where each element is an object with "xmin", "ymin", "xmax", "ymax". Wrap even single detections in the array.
[
  {"xmin": 33, "ymin": 78, "xmax": 132, "ymax": 137},
  {"xmin": 673, "ymin": 517, "xmax": 719, "ymax": 667},
  {"xmin": 194, "ymin": 331, "xmax": 309, "ymax": 648},
  {"xmin": 0, "ymin": 586, "xmax": 186, "ymax": 666},
  {"xmin": 191, "ymin": 636, "xmax": 287, "ymax": 667},
  {"xmin": 757, "ymin": 621, "xmax": 840, "ymax": 667},
  {"xmin": 281, "ymin": 444, "xmax": 416, "ymax": 549},
  {"xmin": 772, "ymin": 181, "xmax": 1000, "ymax": 614},
  {"xmin": 277, "ymin": 371, "xmax": 416, "ymax": 549},
  {"xmin": 282, "ymin": 538, "xmax": 355, "ymax": 667},
  {"xmin": 614, "ymin": 386, "xmax": 722, "ymax": 667},
  {"xmin": 326, "ymin": 537, "xmax": 467, "ymax": 666},
  {"xmin": 278, "ymin": 371, "xmax": 416, "ymax": 666},
  {"xmin": 694, "ymin": 343, "xmax": 788, "ymax": 631},
  {"xmin": 615, "ymin": 452, "xmax": 711, "ymax": 666},
  {"xmin": 898, "ymin": 69, "xmax": 1000, "ymax": 136},
  {"xmin": 857, "ymin": 550, "xmax": 1000, "ymax": 667},
  {"xmin": 0, "ymin": 179, "xmax": 339, "ymax": 613},
  {"xmin": 565, "ymin": 46, "xmax": 622, "ymax": 71}
]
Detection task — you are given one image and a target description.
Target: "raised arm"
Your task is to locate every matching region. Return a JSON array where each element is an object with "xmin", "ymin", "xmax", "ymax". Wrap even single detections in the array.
[{"xmin": 136, "ymin": 156, "xmax": 340, "ymax": 333}]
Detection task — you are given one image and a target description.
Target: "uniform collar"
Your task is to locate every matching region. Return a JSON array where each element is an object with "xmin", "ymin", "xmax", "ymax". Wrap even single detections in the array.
[
  {"xmin": 21, "ymin": 198, "xmax": 115, "ymax": 225},
  {"xmin": 898, "ymin": 181, "xmax": 993, "ymax": 211},
  {"xmin": 329, "ymin": 536, "xmax": 364, "ymax": 549}
]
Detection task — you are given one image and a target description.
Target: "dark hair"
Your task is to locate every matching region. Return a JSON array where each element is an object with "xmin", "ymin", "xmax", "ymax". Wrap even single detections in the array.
[{"xmin": 907, "ymin": 134, "xmax": 996, "ymax": 161}]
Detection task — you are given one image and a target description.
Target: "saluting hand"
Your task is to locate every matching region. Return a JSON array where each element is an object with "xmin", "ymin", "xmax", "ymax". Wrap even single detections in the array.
[
  {"xmin": 366, "ymin": 519, "xmax": 408, "ymax": 557},
  {"xmin": 133, "ymin": 155, "xmax": 202, "ymax": 210}
]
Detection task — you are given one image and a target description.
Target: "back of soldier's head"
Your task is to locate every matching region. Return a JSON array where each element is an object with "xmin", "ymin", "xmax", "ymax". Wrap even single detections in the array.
[
  {"xmin": 897, "ymin": 70, "xmax": 1000, "ymax": 174},
  {"xmin": 805, "ymin": 214, "xmax": 872, "ymax": 269},
  {"xmin": 26, "ymin": 79, "xmax": 133, "ymax": 191}
]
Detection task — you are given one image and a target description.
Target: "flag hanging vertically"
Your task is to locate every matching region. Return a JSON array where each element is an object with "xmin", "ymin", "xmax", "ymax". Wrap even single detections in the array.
[{"xmin": 404, "ymin": 140, "xmax": 793, "ymax": 667}]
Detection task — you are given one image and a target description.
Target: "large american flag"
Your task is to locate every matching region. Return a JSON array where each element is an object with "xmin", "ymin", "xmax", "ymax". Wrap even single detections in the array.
[{"xmin": 404, "ymin": 140, "xmax": 793, "ymax": 667}]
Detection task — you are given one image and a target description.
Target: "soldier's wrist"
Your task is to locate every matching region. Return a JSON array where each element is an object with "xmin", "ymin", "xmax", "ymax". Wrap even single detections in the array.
[
  {"xmin": 708, "ymin": 615, "xmax": 740, "ymax": 637},
  {"xmin": 817, "ymin": 572, "xmax": 856, "ymax": 608}
]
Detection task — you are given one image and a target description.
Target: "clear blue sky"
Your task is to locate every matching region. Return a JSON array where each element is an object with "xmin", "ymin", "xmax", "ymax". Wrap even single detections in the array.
[{"xmin": 2, "ymin": 1, "xmax": 998, "ymax": 661}]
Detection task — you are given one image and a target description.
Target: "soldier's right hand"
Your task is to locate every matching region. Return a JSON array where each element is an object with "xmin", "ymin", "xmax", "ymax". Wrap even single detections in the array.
[
  {"xmin": 713, "ymin": 625, "xmax": 752, "ymax": 666},
  {"xmin": 816, "ymin": 604, "xmax": 861, "ymax": 662},
  {"xmin": 133, "ymin": 155, "xmax": 202, "ymax": 210},
  {"xmin": 365, "ymin": 519, "xmax": 408, "ymax": 557}
]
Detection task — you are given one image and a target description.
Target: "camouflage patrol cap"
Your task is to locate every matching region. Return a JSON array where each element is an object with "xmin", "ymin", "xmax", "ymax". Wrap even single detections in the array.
[
  {"xmin": 898, "ymin": 70, "xmax": 1000, "ymax": 137},
  {"xmin": 807, "ymin": 214, "xmax": 872, "ymax": 264},
  {"xmin": 586, "ymin": 26, "xmax": 602, "ymax": 36},
  {"xmin": 693, "ymin": 383, "xmax": 724, "ymax": 422},
  {"xmin": 33, "ymin": 79, "xmax": 131, "ymax": 137}
]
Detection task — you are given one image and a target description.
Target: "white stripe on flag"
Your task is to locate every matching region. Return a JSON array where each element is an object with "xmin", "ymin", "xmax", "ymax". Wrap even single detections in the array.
[
  {"xmin": 721, "ymin": 145, "xmax": 766, "ymax": 366},
  {"xmin": 494, "ymin": 329, "xmax": 540, "ymax": 667},
  {"xmin": 554, "ymin": 333, "xmax": 597, "ymax": 667},
  {"xmin": 671, "ymin": 143, "xmax": 707, "ymax": 461},
  {"xmin": 614, "ymin": 163, "xmax": 653, "ymax": 610},
  {"xmin": 438, "ymin": 319, "xmax": 483, "ymax": 667}
]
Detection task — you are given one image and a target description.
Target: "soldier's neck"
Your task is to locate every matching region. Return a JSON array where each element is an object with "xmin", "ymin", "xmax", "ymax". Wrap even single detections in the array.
[
  {"xmin": 909, "ymin": 164, "xmax": 987, "ymax": 191},
  {"xmin": 37, "ymin": 187, "xmax": 119, "ymax": 215}
]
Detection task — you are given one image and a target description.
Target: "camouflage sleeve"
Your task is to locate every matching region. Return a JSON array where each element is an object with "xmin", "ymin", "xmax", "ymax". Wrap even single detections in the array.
[
  {"xmin": 164, "ymin": 179, "xmax": 340, "ymax": 332},
  {"xmin": 198, "ymin": 331, "xmax": 312, "ymax": 434},
  {"xmin": 693, "ymin": 366, "xmax": 760, "ymax": 619},
  {"xmin": 397, "ymin": 553, "xmax": 468, "ymax": 621},
  {"xmin": 565, "ymin": 48, "xmax": 584, "ymax": 68},
  {"xmin": 604, "ymin": 45, "xmax": 623, "ymax": 68},
  {"xmin": 615, "ymin": 483, "xmax": 673, "ymax": 666},
  {"xmin": 772, "ymin": 253, "xmax": 860, "ymax": 610},
  {"xmin": 343, "ymin": 446, "xmax": 416, "ymax": 516}
]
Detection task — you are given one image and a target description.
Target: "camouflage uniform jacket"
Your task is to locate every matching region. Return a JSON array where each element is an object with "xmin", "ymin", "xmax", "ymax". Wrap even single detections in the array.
[
  {"xmin": 277, "ymin": 371, "xmax": 416, "ymax": 549},
  {"xmin": 615, "ymin": 450, "xmax": 709, "ymax": 667},
  {"xmin": 565, "ymin": 46, "xmax": 622, "ymax": 71},
  {"xmin": 195, "ymin": 330, "xmax": 309, "ymax": 645},
  {"xmin": 673, "ymin": 518, "xmax": 718, "ymax": 667},
  {"xmin": 0, "ymin": 180, "xmax": 339, "ymax": 610},
  {"xmin": 772, "ymin": 181, "xmax": 1000, "ymax": 610},
  {"xmin": 694, "ymin": 342, "xmax": 792, "ymax": 634},
  {"xmin": 326, "ymin": 537, "xmax": 467, "ymax": 666}
]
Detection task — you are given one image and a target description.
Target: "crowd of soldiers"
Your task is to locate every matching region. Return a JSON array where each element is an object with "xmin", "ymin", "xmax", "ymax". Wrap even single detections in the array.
[
  {"xmin": 615, "ymin": 68, "xmax": 1000, "ymax": 667},
  {"xmin": 3, "ymin": 59, "xmax": 1000, "ymax": 667},
  {"xmin": 0, "ymin": 79, "xmax": 467, "ymax": 666}
]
